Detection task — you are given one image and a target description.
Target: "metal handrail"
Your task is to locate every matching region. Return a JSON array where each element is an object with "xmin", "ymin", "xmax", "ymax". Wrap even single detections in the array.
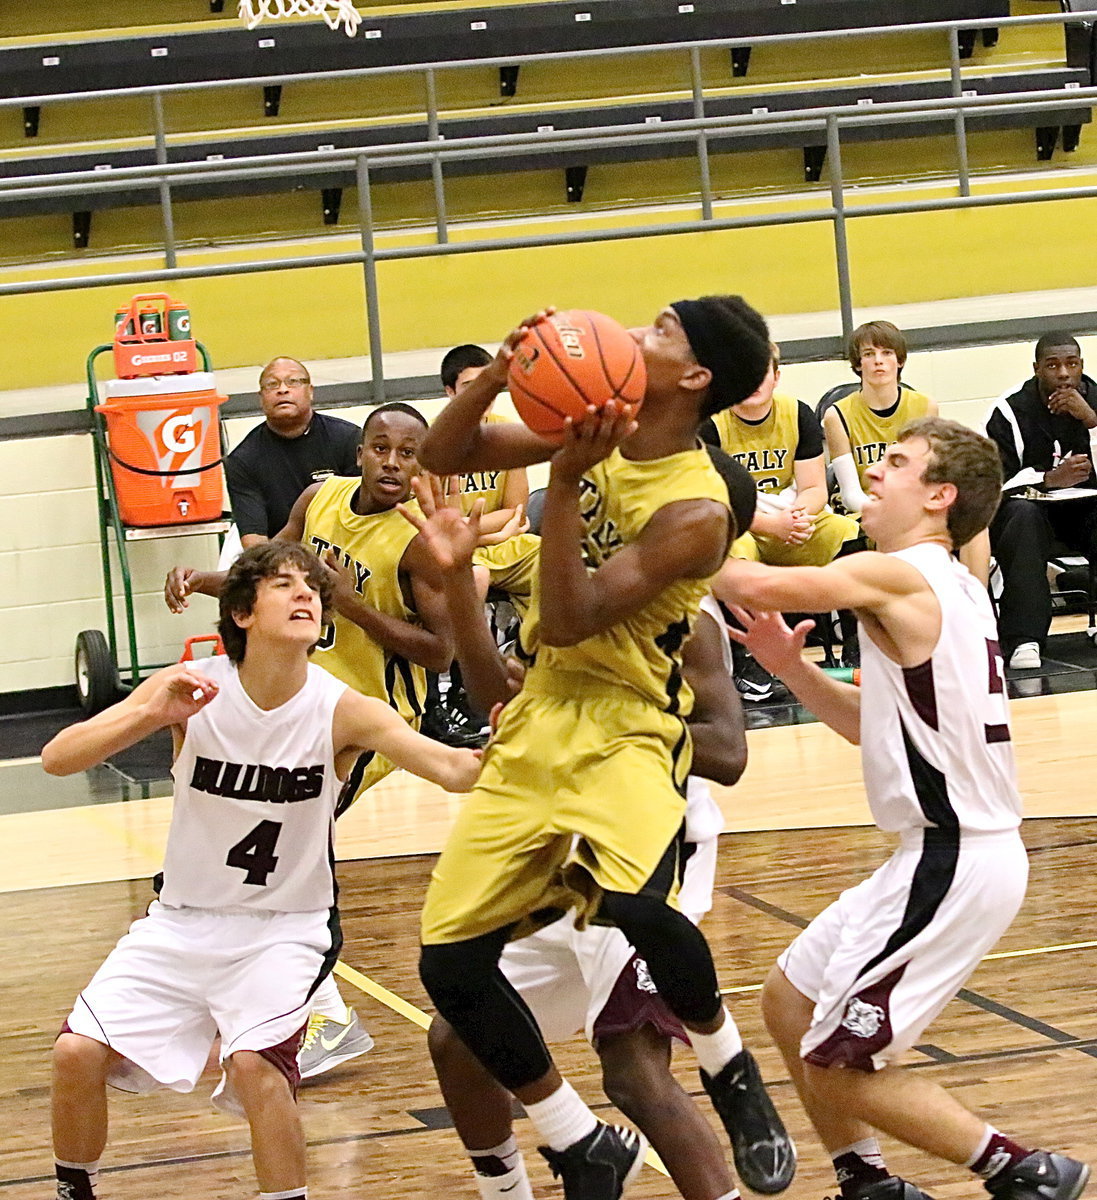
[
  {"xmin": 0, "ymin": 9, "xmax": 1093, "ymax": 110},
  {"xmin": 4, "ymin": 5, "xmax": 1097, "ymax": 402},
  {"xmin": 3, "ymin": 83, "xmax": 1096, "ymax": 197}
]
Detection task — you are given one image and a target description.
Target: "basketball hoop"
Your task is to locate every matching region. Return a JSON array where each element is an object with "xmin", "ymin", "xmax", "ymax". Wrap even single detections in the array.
[{"xmin": 238, "ymin": 0, "xmax": 362, "ymax": 36}]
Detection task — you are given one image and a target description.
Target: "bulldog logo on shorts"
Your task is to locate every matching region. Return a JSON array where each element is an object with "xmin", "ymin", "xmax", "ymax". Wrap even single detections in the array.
[
  {"xmin": 634, "ymin": 957, "xmax": 658, "ymax": 995},
  {"xmin": 840, "ymin": 996, "xmax": 886, "ymax": 1038}
]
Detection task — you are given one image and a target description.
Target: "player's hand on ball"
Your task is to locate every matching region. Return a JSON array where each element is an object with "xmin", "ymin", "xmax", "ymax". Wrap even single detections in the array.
[
  {"xmin": 485, "ymin": 307, "xmax": 558, "ymax": 386},
  {"xmin": 551, "ymin": 400, "xmax": 639, "ymax": 480}
]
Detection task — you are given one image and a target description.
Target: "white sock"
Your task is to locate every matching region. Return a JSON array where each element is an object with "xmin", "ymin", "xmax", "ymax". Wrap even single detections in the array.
[
  {"xmin": 834, "ymin": 1137, "xmax": 886, "ymax": 1169},
  {"xmin": 524, "ymin": 1080, "xmax": 598, "ymax": 1152},
  {"xmin": 715, "ymin": 1191, "xmax": 742, "ymax": 1200},
  {"xmin": 692, "ymin": 1007, "xmax": 744, "ymax": 1077},
  {"xmin": 55, "ymin": 1159, "xmax": 99, "ymax": 1198},
  {"xmin": 470, "ymin": 1141, "xmax": 534, "ymax": 1200},
  {"xmin": 259, "ymin": 1190, "xmax": 306, "ymax": 1200},
  {"xmin": 309, "ymin": 974, "xmax": 348, "ymax": 1022}
]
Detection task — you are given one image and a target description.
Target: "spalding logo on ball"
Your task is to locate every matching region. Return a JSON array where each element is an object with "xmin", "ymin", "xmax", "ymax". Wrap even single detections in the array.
[{"xmin": 507, "ymin": 310, "xmax": 646, "ymax": 441}]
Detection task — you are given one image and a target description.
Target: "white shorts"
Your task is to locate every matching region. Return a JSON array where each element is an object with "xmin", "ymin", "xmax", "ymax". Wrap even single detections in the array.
[
  {"xmin": 500, "ymin": 835, "xmax": 717, "ymax": 1044},
  {"xmin": 64, "ymin": 901, "xmax": 339, "ymax": 1114},
  {"xmin": 778, "ymin": 828, "xmax": 1027, "ymax": 1071}
]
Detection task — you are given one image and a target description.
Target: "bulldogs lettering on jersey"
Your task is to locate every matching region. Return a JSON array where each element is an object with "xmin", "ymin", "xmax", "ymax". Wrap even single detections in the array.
[{"xmin": 161, "ymin": 655, "xmax": 347, "ymax": 912}]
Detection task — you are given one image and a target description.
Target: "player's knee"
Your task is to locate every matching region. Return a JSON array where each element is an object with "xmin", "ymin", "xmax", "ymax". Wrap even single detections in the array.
[
  {"xmin": 426, "ymin": 1012, "xmax": 459, "ymax": 1069},
  {"xmin": 224, "ymin": 1049, "xmax": 291, "ymax": 1102},
  {"xmin": 598, "ymin": 890, "xmax": 677, "ymax": 941},
  {"xmin": 599, "ymin": 1034, "xmax": 675, "ymax": 1123},
  {"xmin": 419, "ymin": 934, "xmax": 504, "ymax": 1016},
  {"xmin": 52, "ymin": 1033, "xmax": 112, "ymax": 1084},
  {"xmin": 760, "ymin": 965, "xmax": 810, "ymax": 1049}
]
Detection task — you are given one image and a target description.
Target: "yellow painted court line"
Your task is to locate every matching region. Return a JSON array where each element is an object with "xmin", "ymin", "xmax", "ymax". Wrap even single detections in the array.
[
  {"xmin": 718, "ymin": 938, "xmax": 1097, "ymax": 996},
  {"xmin": 333, "ymin": 958, "xmax": 670, "ymax": 1176}
]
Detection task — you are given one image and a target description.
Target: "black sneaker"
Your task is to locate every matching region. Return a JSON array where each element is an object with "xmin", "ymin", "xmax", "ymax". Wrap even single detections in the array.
[
  {"xmin": 419, "ymin": 704, "xmax": 489, "ymax": 749},
  {"xmin": 985, "ymin": 1151, "xmax": 1090, "ymax": 1200},
  {"xmin": 850, "ymin": 1179, "xmax": 937, "ymax": 1200},
  {"xmin": 538, "ymin": 1122, "xmax": 648, "ymax": 1200},
  {"xmin": 701, "ymin": 1048, "xmax": 796, "ymax": 1194},
  {"xmin": 734, "ymin": 657, "xmax": 790, "ymax": 705}
]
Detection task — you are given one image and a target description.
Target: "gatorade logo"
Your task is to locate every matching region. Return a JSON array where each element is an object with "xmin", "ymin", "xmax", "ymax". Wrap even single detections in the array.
[
  {"xmin": 131, "ymin": 353, "xmax": 173, "ymax": 366},
  {"xmin": 161, "ymin": 414, "xmax": 200, "ymax": 455},
  {"xmin": 175, "ymin": 314, "xmax": 191, "ymax": 334}
]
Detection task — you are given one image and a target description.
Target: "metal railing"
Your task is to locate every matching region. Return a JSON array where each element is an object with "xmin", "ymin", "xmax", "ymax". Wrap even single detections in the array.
[{"xmin": 2, "ymin": 8, "xmax": 1096, "ymax": 400}]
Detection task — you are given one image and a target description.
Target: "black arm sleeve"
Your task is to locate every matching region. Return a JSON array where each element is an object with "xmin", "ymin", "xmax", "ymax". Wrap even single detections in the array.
[{"xmin": 794, "ymin": 402, "xmax": 825, "ymax": 459}]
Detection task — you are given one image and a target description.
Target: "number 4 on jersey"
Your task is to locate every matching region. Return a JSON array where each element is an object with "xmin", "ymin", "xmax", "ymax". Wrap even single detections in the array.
[{"xmin": 226, "ymin": 819, "xmax": 282, "ymax": 885}]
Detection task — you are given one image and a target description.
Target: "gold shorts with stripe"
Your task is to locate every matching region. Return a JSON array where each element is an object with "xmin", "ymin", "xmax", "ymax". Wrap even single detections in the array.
[
  {"xmin": 420, "ymin": 672, "xmax": 692, "ymax": 945},
  {"xmin": 731, "ymin": 509, "xmax": 860, "ymax": 567}
]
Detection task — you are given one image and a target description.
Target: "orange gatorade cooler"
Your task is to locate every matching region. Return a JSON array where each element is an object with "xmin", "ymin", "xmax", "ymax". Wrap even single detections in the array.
[{"xmin": 94, "ymin": 373, "xmax": 226, "ymax": 526}]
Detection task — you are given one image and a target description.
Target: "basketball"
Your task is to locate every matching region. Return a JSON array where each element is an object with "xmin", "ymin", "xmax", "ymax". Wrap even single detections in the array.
[{"xmin": 507, "ymin": 309, "xmax": 646, "ymax": 440}]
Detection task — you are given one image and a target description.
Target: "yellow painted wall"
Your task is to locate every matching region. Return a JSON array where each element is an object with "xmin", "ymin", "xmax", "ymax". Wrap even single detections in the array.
[{"xmin": 4, "ymin": 175, "xmax": 1097, "ymax": 390}]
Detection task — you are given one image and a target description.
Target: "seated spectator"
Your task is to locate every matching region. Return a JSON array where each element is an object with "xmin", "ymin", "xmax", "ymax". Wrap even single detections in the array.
[
  {"xmin": 440, "ymin": 343, "xmax": 530, "ymax": 538},
  {"xmin": 822, "ymin": 320, "xmax": 937, "ymax": 514},
  {"xmin": 984, "ymin": 333, "xmax": 1097, "ymax": 671},
  {"xmin": 226, "ymin": 357, "xmax": 360, "ymax": 546},
  {"xmin": 706, "ymin": 345, "xmax": 861, "ymax": 695}
]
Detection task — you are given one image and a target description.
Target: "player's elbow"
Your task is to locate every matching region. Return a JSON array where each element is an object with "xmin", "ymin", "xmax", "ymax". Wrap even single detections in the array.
[
  {"xmin": 422, "ymin": 638, "xmax": 456, "ymax": 675},
  {"xmin": 40, "ymin": 742, "xmax": 76, "ymax": 776}
]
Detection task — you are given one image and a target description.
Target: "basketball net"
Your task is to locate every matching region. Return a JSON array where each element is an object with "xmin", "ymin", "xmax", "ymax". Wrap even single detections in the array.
[{"xmin": 237, "ymin": 0, "xmax": 362, "ymax": 36}]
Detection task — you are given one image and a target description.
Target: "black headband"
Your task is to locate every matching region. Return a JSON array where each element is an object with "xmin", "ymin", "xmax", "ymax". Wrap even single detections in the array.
[{"xmin": 671, "ymin": 298, "xmax": 749, "ymax": 410}]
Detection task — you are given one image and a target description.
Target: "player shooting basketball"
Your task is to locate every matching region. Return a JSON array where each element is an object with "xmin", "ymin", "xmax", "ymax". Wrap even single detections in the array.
[{"xmin": 416, "ymin": 298, "xmax": 796, "ymax": 1200}]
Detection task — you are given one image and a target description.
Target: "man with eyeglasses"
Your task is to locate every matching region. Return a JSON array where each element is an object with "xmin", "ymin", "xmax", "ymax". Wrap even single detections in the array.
[{"xmin": 226, "ymin": 357, "xmax": 360, "ymax": 546}]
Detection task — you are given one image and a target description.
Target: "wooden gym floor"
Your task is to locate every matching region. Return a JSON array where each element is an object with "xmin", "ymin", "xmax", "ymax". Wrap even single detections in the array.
[{"xmin": 2, "ymin": 678, "xmax": 1096, "ymax": 1197}]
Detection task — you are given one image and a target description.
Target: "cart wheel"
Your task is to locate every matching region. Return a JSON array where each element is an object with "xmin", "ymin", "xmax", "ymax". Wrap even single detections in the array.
[{"xmin": 75, "ymin": 630, "xmax": 118, "ymax": 715}]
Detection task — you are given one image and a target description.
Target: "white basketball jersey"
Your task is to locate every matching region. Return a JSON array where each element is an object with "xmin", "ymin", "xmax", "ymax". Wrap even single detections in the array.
[
  {"xmin": 162, "ymin": 656, "xmax": 348, "ymax": 912},
  {"xmin": 859, "ymin": 543, "xmax": 1022, "ymax": 834},
  {"xmin": 683, "ymin": 595, "xmax": 731, "ymax": 844}
]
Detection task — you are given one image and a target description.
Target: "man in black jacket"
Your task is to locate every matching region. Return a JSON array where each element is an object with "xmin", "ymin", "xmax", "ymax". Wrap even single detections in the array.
[
  {"xmin": 984, "ymin": 334, "xmax": 1097, "ymax": 670},
  {"xmin": 226, "ymin": 357, "xmax": 360, "ymax": 545}
]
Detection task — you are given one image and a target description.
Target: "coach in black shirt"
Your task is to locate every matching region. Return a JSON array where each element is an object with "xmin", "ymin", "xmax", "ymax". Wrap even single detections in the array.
[
  {"xmin": 226, "ymin": 357, "xmax": 360, "ymax": 544},
  {"xmin": 984, "ymin": 333, "xmax": 1097, "ymax": 671}
]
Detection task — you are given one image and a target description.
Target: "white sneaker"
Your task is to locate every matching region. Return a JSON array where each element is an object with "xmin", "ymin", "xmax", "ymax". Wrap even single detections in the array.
[{"xmin": 1009, "ymin": 642, "xmax": 1042, "ymax": 670}]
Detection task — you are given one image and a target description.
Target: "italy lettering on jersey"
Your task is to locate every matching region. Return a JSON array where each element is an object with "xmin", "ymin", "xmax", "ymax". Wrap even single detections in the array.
[
  {"xmin": 833, "ymin": 389, "xmax": 933, "ymax": 486},
  {"xmin": 302, "ymin": 475, "xmax": 427, "ymax": 727},
  {"xmin": 520, "ymin": 446, "xmax": 729, "ymax": 715},
  {"xmin": 458, "ymin": 412, "xmax": 515, "ymax": 515},
  {"xmin": 162, "ymin": 655, "xmax": 348, "ymax": 912},
  {"xmin": 711, "ymin": 391, "xmax": 800, "ymax": 494},
  {"xmin": 858, "ymin": 543, "xmax": 1022, "ymax": 835}
]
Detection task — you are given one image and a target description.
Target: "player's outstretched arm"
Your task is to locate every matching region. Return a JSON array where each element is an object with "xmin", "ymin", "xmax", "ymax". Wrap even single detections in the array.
[
  {"xmin": 333, "ymin": 689, "xmax": 481, "ymax": 793},
  {"xmin": 421, "ymin": 317, "xmax": 561, "ymax": 474},
  {"xmin": 41, "ymin": 664, "xmax": 218, "ymax": 775},
  {"xmin": 683, "ymin": 609, "xmax": 747, "ymax": 786}
]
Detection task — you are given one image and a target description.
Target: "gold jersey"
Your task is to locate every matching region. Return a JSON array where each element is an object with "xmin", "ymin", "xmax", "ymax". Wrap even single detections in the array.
[
  {"xmin": 519, "ymin": 446, "xmax": 728, "ymax": 716},
  {"xmin": 711, "ymin": 391, "xmax": 801, "ymax": 494},
  {"xmin": 456, "ymin": 411, "xmax": 517, "ymax": 515},
  {"xmin": 302, "ymin": 475, "xmax": 426, "ymax": 727},
  {"xmin": 833, "ymin": 388, "xmax": 933, "ymax": 486}
]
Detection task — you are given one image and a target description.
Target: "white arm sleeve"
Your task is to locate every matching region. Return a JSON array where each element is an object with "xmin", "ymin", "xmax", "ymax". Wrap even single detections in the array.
[{"xmin": 832, "ymin": 453, "xmax": 869, "ymax": 513}]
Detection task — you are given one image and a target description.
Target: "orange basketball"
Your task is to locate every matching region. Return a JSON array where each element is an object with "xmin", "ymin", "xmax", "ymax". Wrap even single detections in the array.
[{"xmin": 507, "ymin": 309, "xmax": 646, "ymax": 441}]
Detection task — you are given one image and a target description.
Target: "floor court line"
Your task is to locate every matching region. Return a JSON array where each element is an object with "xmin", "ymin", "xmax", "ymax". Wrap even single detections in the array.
[{"xmin": 332, "ymin": 959, "xmax": 672, "ymax": 1177}]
